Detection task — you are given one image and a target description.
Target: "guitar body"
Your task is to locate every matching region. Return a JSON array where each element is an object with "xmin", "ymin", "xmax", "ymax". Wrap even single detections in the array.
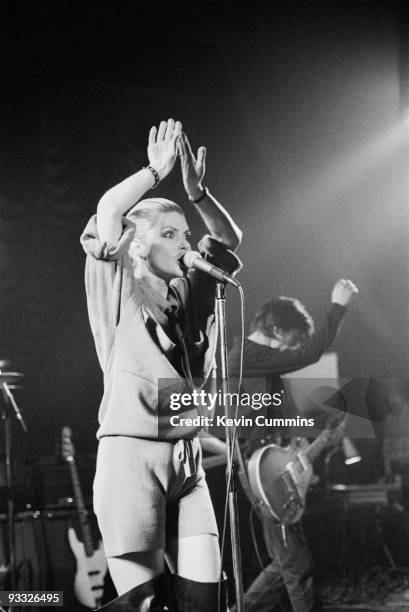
[
  {"xmin": 67, "ymin": 527, "xmax": 108, "ymax": 609},
  {"xmin": 247, "ymin": 438, "xmax": 313, "ymax": 525}
]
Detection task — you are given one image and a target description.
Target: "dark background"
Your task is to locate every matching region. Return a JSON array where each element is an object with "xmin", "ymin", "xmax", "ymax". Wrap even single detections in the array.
[
  {"xmin": 0, "ymin": 1, "xmax": 408, "ymax": 605},
  {"xmin": 0, "ymin": 0, "xmax": 408, "ymax": 511}
]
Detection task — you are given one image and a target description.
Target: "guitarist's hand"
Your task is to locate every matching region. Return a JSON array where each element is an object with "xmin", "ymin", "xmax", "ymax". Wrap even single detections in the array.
[
  {"xmin": 309, "ymin": 474, "xmax": 320, "ymax": 488},
  {"xmin": 331, "ymin": 279, "xmax": 359, "ymax": 306},
  {"xmin": 200, "ymin": 434, "xmax": 227, "ymax": 455}
]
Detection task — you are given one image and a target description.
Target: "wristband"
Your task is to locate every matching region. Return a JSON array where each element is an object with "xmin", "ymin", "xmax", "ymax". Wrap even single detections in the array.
[
  {"xmin": 189, "ymin": 186, "xmax": 208, "ymax": 204},
  {"xmin": 144, "ymin": 165, "xmax": 160, "ymax": 189}
]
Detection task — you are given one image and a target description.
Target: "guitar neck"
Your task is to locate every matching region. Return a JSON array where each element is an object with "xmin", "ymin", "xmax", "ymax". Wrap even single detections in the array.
[
  {"xmin": 67, "ymin": 459, "xmax": 94, "ymax": 557},
  {"xmin": 304, "ymin": 420, "xmax": 344, "ymax": 463}
]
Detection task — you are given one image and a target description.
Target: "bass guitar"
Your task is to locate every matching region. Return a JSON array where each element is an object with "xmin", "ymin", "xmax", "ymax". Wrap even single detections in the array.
[
  {"xmin": 246, "ymin": 417, "xmax": 345, "ymax": 525},
  {"xmin": 61, "ymin": 426, "xmax": 108, "ymax": 609}
]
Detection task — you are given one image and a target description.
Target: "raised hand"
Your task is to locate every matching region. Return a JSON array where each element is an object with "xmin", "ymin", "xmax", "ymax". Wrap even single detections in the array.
[
  {"xmin": 178, "ymin": 132, "xmax": 206, "ymax": 201},
  {"xmin": 331, "ymin": 279, "xmax": 359, "ymax": 306},
  {"xmin": 147, "ymin": 119, "xmax": 182, "ymax": 181}
]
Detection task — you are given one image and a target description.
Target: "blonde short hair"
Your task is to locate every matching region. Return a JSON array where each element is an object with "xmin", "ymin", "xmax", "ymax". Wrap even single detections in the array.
[{"xmin": 127, "ymin": 198, "xmax": 184, "ymax": 237}]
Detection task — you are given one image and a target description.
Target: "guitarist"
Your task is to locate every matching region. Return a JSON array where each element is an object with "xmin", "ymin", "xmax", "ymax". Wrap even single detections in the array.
[{"xmin": 227, "ymin": 279, "xmax": 358, "ymax": 612}]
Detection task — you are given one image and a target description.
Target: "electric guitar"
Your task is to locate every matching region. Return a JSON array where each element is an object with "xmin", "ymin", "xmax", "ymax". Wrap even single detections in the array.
[
  {"xmin": 246, "ymin": 417, "xmax": 346, "ymax": 524},
  {"xmin": 61, "ymin": 426, "xmax": 108, "ymax": 609}
]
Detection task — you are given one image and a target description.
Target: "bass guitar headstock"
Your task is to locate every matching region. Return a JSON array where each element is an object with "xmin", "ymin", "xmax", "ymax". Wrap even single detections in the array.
[{"xmin": 61, "ymin": 426, "xmax": 75, "ymax": 463}]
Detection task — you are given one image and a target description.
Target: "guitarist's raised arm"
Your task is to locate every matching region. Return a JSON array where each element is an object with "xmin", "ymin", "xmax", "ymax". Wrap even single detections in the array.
[
  {"xmin": 228, "ymin": 279, "xmax": 358, "ymax": 378},
  {"xmin": 306, "ymin": 279, "xmax": 359, "ymax": 364}
]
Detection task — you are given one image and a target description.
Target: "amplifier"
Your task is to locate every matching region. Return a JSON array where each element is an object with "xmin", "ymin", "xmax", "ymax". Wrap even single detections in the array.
[
  {"xmin": 327, "ymin": 477, "xmax": 402, "ymax": 507},
  {"xmin": 30, "ymin": 456, "xmax": 95, "ymax": 509},
  {"xmin": 0, "ymin": 509, "xmax": 114, "ymax": 610}
]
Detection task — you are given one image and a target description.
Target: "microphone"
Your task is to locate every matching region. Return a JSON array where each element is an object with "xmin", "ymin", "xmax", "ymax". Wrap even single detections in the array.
[{"xmin": 183, "ymin": 251, "xmax": 240, "ymax": 288}]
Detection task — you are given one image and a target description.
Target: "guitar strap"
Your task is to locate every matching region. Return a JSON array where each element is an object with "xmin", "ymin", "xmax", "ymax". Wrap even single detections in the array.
[{"xmin": 234, "ymin": 438, "xmax": 269, "ymax": 520}]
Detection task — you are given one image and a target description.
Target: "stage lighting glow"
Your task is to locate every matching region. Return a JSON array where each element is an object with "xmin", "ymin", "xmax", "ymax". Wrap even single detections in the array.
[{"xmin": 342, "ymin": 437, "xmax": 362, "ymax": 465}]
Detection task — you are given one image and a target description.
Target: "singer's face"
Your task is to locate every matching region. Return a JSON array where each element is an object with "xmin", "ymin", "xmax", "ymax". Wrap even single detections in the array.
[{"xmin": 145, "ymin": 212, "xmax": 191, "ymax": 282}]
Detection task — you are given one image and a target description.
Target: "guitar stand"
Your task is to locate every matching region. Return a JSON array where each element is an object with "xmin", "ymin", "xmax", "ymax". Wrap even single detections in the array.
[{"xmin": 1, "ymin": 378, "xmax": 27, "ymax": 594}]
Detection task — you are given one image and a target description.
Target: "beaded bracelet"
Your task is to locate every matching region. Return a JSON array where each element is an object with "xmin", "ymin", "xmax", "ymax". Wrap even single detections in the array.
[
  {"xmin": 144, "ymin": 165, "xmax": 160, "ymax": 189},
  {"xmin": 188, "ymin": 186, "xmax": 209, "ymax": 204}
]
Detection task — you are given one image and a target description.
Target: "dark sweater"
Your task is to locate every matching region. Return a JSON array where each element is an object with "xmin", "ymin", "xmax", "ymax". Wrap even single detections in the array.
[
  {"xmin": 228, "ymin": 303, "xmax": 346, "ymax": 380},
  {"xmin": 228, "ymin": 303, "xmax": 346, "ymax": 449}
]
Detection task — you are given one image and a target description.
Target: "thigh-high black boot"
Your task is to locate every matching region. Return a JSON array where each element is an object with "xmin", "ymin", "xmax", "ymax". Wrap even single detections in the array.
[
  {"xmin": 173, "ymin": 574, "xmax": 228, "ymax": 612},
  {"xmin": 97, "ymin": 573, "xmax": 171, "ymax": 611}
]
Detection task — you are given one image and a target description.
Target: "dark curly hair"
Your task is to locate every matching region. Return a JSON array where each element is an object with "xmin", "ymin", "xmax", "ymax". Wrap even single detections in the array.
[{"xmin": 250, "ymin": 297, "xmax": 314, "ymax": 342}]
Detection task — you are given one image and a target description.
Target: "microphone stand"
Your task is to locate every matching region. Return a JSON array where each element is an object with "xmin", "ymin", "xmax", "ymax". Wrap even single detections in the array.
[
  {"xmin": 1, "ymin": 375, "xmax": 27, "ymax": 592},
  {"xmin": 215, "ymin": 282, "xmax": 244, "ymax": 612}
]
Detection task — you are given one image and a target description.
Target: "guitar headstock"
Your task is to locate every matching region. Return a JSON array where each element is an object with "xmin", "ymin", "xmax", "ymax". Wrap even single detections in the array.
[
  {"xmin": 61, "ymin": 426, "xmax": 75, "ymax": 462},
  {"xmin": 327, "ymin": 414, "xmax": 346, "ymax": 444}
]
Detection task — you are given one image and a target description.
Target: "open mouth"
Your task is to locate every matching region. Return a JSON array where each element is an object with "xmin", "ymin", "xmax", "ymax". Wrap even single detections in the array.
[{"xmin": 177, "ymin": 256, "xmax": 188, "ymax": 275}]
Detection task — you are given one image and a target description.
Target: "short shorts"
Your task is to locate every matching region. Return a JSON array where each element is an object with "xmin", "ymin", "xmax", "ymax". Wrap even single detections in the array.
[{"xmin": 93, "ymin": 435, "xmax": 219, "ymax": 557}]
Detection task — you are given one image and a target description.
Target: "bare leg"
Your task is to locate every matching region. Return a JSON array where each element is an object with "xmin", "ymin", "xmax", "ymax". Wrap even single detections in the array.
[
  {"xmin": 166, "ymin": 534, "xmax": 221, "ymax": 582},
  {"xmin": 107, "ymin": 549, "xmax": 165, "ymax": 595}
]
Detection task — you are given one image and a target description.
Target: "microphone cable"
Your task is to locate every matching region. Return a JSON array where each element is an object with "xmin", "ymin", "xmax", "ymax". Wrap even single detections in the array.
[{"xmin": 219, "ymin": 283, "xmax": 245, "ymax": 610}]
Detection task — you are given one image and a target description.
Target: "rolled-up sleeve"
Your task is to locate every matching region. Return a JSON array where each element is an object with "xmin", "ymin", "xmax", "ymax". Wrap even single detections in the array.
[
  {"xmin": 198, "ymin": 234, "xmax": 243, "ymax": 275},
  {"xmin": 184, "ymin": 234, "xmax": 243, "ymax": 333},
  {"xmin": 80, "ymin": 215, "xmax": 135, "ymax": 370}
]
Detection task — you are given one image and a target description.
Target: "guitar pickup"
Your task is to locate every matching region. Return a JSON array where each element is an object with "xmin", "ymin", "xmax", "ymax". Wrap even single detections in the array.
[
  {"xmin": 287, "ymin": 462, "xmax": 300, "ymax": 484},
  {"xmin": 298, "ymin": 453, "xmax": 309, "ymax": 472},
  {"xmin": 282, "ymin": 471, "xmax": 295, "ymax": 491}
]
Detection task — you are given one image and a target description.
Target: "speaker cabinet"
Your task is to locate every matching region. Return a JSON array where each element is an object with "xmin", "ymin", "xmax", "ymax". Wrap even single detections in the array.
[{"xmin": 0, "ymin": 509, "xmax": 114, "ymax": 611}]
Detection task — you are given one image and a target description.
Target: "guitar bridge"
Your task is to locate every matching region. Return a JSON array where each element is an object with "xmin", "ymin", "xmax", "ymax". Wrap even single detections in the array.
[
  {"xmin": 298, "ymin": 453, "xmax": 309, "ymax": 471},
  {"xmin": 282, "ymin": 470, "xmax": 295, "ymax": 491}
]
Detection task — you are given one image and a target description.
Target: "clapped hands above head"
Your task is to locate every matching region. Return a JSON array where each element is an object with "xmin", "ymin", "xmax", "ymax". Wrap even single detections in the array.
[
  {"xmin": 331, "ymin": 279, "xmax": 359, "ymax": 306},
  {"xmin": 178, "ymin": 132, "xmax": 206, "ymax": 202},
  {"xmin": 147, "ymin": 118, "xmax": 182, "ymax": 182}
]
